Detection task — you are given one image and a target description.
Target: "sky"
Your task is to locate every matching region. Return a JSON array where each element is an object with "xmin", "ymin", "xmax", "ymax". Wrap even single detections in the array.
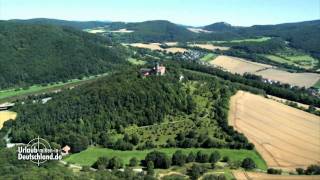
[{"xmin": 0, "ymin": 0, "xmax": 319, "ymax": 26}]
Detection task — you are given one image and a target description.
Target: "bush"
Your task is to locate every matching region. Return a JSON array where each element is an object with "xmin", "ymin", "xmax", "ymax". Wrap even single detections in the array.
[
  {"xmin": 187, "ymin": 152, "xmax": 196, "ymax": 163},
  {"xmin": 221, "ymin": 156, "xmax": 229, "ymax": 163},
  {"xmin": 305, "ymin": 164, "xmax": 320, "ymax": 175},
  {"xmin": 203, "ymin": 174, "xmax": 226, "ymax": 180},
  {"xmin": 241, "ymin": 158, "xmax": 256, "ymax": 170},
  {"xmin": 108, "ymin": 156, "xmax": 123, "ymax": 169},
  {"xmin": 172, "ymin": 150, "xmax": 187, "ymax": 166},
  {"xmin": 296, "ymin": 168, "xmax": 304, "ymax": 175},
  {"xmin": 92, "ymin": 156, "xmax": 109, "ymax": 169},
  {"xmin": 267, "ymin": 168, "xmax": 282, "ymax": 174},
  {"xmin": 129, "ymin": 157, "xmax": 138, "ymax": 167},
  {"xmin": 188, "ymin": 164, "xmax": 207, "ymax": 180},
  {"xmin": 144, "ymin": 151, "xmax": 171, "ymax": 169},
  {"xmin": 147, "ymin": 161, "xmax": 155, "ymax": 175},
  {"xmin": 209, "ymin": 151, "xmax": 221, "ymax": 163},
  {"xmin": 196, "ymin": 151, "xmax": 209, "ymax": 163}
]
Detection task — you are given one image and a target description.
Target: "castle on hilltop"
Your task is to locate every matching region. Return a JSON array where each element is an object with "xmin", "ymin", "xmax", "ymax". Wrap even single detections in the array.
[{"xmin": 140, "ymin": 62, "xmax": 166, "ymax": 77}]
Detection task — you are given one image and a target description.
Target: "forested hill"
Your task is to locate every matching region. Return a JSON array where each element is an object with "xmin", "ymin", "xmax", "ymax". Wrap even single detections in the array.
[
  {"xmin": 111, "ymin": 20, "xmax": 196, "ymax": 42},
  {"xmin": 0, "ymin": 21, "xmax": 128, "ymax": 89},
  {"xmin": 205, "ymin": 20, "xmax": 320, "ymax": 57},
  {"xmin": 10, "ymin": 18, "xmax": 110, "ymax": 29},
  {"xmin": 5, "ymin": 70, "xmax": 195, "ymax": 151}
]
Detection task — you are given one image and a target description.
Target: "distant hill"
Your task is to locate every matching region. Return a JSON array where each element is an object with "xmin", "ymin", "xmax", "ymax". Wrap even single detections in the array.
[
  {"xmin": 203, "ymin": 22, "xmax": 238, "ymax": 31},
  {"xmin": 237, "ymin": 20, "xmax": 320, "ymax": 57},
  {"xmin": 109, "ymin": 20, "xmax": 196, "ymax": 42},
  {"xmin": 0, "ymin": 21, "xmax": 128, "ymax": 88},
  {"xmin": 10, "ymin": 18, "xmax": 111, "ymax": 29}
]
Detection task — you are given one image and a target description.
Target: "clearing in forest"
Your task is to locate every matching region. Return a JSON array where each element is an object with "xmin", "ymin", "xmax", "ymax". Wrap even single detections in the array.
[{"xmin": 228, "ymin": 91, "xmax": 320, "ymax": 170}]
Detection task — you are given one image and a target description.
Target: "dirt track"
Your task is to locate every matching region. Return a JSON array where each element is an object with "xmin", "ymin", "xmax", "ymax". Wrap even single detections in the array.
[{"xmin": 229, "ymin": 91, "xmax": 320, "ymax": 170}]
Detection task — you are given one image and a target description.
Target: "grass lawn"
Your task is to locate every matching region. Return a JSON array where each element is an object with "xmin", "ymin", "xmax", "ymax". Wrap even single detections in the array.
[
  {"xmin": 64, "ymin": 147, "xmax": 267, "ymax": 170},
  {"xmin": 200, "ymin": 53, "xmax": 218, "ymax": 62},
  {"xmin": 128, "ymin": 58, "xmax": 146, "ymax": 65},
  {"xmin": 0, "ymin": 73, "xmax": 109, "ymax": 102}
]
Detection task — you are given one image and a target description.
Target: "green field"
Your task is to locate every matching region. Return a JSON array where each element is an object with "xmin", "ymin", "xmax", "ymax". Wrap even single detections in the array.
[
  {"xmin": 200, "ymin": 53, "xmax": 218, "ymax": 62},
  {"xmin": 264, "ymin": 54, "xmax": 295, "ymax": 65},
  {"xmin": 264, "ymin": 48, "xmax": 318, "ymax": 69},
  {"xmin": 0, "ymin": 73, "xmax": 109, "ymax": 102},
  {"xmin": 64, "ymin": 147, "xmax": 267, "ymax": 170},
  {"xmin": 212, "ymin": 37, "xmax": 271, "ymax": 44},
  {"xmin": 128, "ymin": 58, "xmax": 147, "ymax": 65}
]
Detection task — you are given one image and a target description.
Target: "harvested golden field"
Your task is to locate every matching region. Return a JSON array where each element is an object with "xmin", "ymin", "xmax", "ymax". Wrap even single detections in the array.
[
  {"xmin": 267, "ymin": 95, "xmax": 320, "ymax": 111},
  {"xmin": 233, "ymin": 171, "xmax": 320, "ymax": 180},
  {"xmin": 164, "ymin": 42, "xmax": 178, "ymax": 46},
  {"xmin": 165, "ymin": 47, "xmax": 188, "ymax": 53},
  {"xmin": 109, "ymin": 28, "xmax": 134, "ymax": 33},
  {"xmin": 129, "ymin": 43, "xmax": 162, "ymax": 51},
  {"xmin": 128, "ymin": 43, "xmax": 187, "ymax": 53},
  {"xmin": 229, "ymin": 91, "xmax": 320, "ymax": 170},
  {"xmin": 211, "ymin": 55, "xmax": 271, "ymax": 74},
  {"xmin": 0, "ymin": 111, "xmax": 17, "ymax": 129},
  {"xmin": 189, "ymin": 44, "xmax": 230, "ymax": 51},
  {"xmin": 211, "ymin": 55, "xmax": 320, "ymax": 88},
  {"xmin": 256, "ymin": 69, "xmax": 320, "ymax": 88}
]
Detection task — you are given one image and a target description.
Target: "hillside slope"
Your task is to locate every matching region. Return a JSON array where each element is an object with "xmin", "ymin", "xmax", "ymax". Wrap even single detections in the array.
[
  {"xmin": 10, "ymin": 18, "xmax": 110, "ymax": 29},
  {"xmin": 0, "ymin": 21, "xmax": 128, "ymax": 88}
]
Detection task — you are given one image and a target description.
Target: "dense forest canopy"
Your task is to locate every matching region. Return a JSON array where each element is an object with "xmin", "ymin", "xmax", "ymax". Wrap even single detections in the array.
[
  {"xmin": 0, "ymin": 21, "xmax": 129, "ymax": 89},
  {"xmin": 4, "ymin": 70, "xmax": 195, "ymax": 148}
]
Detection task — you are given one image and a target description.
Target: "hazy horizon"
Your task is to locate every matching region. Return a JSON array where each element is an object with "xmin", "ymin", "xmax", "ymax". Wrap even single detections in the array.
[{"xmin": 0, "ymin": 0, "xmax": 319, "ymax": 26}]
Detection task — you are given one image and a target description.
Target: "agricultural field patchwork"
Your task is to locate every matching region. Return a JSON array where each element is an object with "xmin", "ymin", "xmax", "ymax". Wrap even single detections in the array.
[
  {"xmin": 263, "ymin": 48, "xmax": 319, "ymax": 69},
  {"xmin": 211, "ymin": 55, "xmax": 320, "ymax": 88},
  {"xmin": 228, "ymin": 91, "xmax": 320, "ymax": 170}
]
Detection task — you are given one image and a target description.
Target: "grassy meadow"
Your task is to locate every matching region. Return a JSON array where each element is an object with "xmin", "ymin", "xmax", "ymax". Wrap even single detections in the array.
[
  {"xmin": 64, "ymin": 147, "xmax": 267, "ymax": 170},
  {"xmin": 200, "ymin": 53, "xmax": 218, "ymax": 62}
]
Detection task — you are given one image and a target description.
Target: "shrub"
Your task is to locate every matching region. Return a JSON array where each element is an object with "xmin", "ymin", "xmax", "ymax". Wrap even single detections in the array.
[
  {"xmin": 241, "ymin": 158, "xmax": 256, "ymax": 170},
  {"xmin": 144, "ymin": 151, "xmax": 171, "ymax": 169},
  {"xmin": 267, "ymin": 168, "xmax": 282, "ymax": 174},
  {"xmin": 129, "ymin": 157, "xmax": 138, "ymax": 167},
  {"xmin": 196, "ymin": 151, "xmax": 209, "ymax": 163},
  {"xmin": 172, "ymin": 150, "xmax": 187, "ymax": 166},
  {"xmin": 209, "ymin": 151, "xmax": 221, "ymax": 163}
]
